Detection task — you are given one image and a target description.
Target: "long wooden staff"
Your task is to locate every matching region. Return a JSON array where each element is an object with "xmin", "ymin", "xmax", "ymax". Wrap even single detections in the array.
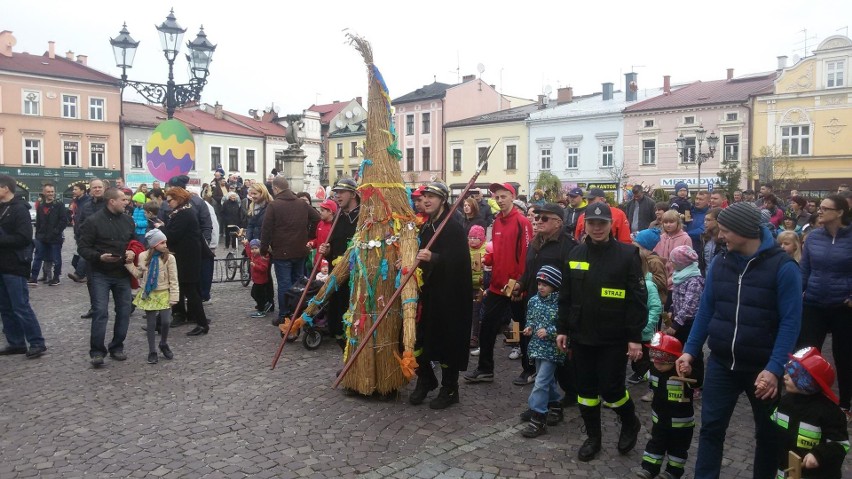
[
  {"xmin": 333, "ymin": 140, "xmax": 500, "ymax": 388},
  {"xmin": 270, "ymin": 207, "xmax": 343, "ymax": 369}
]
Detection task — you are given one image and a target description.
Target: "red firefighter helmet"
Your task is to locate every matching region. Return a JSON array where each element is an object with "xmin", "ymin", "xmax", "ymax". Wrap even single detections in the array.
[
  {"xmin": 789, "ymin": 347, "xmax": 838, "ymax": 404},
  {"xmin": 649, "ymin": 332, "xmax": 682, "ymax": 363}
]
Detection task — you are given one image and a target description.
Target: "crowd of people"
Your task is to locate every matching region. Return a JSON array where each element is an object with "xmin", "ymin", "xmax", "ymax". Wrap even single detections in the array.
[{"xmin": 1, "ymin": 170, "xmax": 850, "ymax": 477}]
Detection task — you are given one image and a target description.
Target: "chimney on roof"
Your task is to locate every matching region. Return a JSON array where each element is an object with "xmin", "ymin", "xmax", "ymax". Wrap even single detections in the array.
[
  {"xmin": 0, "ymin": 31, "xmax": 15, "ymax": 58},
  {"xmin": 777, "ymin": 55, "xmax": 788, "ymax": 70},
  {"xmin": 48, "ymin": 41, "xmax": 55, "ymax": 59},
  {"xmin": 602, "ymin": 82, "xmax": 614, "ymax": 101},
  {"xmin": 214, "ymin": 102, "xmax": 224, "ymax": 120},
  {"xmin": 556, "ymin": 86, "xmax": 574, "ymax": 105},
  {"xmin": 333, "ymin": 100, "xmax": 339, "ymax": 104},
  {"xmin": 65, "ymin": 50, "xmax": 74, "ymax": 60},
  {"xmin": 625, "ymin": 72, "xmax": 638, "ymax": 102},
  {"xmin": 726, "ymin": 68, "xmax": 734, "ymax": 80},
  {"xmin": 462, "ymin": 74, "xmax": 475, "ymax": 82},
  {"xmin": 663, "ymin": 76, "xmax": 671, "ymax": 94},
  {"xmin": 356, "ymin": 96, "xmax": 362, "ymax": 105},
  {"xmin": 76, "ymin": 54, "xmax": 87, "ymax": 66},
  {"xmin": 537, "ymin": 94, "xmax": 548, "ymax": 109}
]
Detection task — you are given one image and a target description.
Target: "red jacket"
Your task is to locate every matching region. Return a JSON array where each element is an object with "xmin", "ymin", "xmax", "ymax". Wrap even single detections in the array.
[
  {"xmin": 574, "ymin": 205, "xmax": 632, "ymax": 245},
  {"xmin": 488, "ymin": 208, "xmax": 533, "ymax": 295},
  {"xmin": 245, "ymin": 243, "xmax": 271, "ymax": 284}
]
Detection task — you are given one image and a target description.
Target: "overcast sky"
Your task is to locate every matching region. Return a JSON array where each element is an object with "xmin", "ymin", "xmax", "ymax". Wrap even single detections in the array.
[{"xmin": 4, "ymin": 1, "xmax": 850, "ymax": 118}]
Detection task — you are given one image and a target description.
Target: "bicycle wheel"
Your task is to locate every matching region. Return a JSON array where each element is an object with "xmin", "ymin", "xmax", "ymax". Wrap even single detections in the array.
[
  {"xmin": 225, "ymin": 252, "xmax": 238, "ymax": 280},
  {"xmin": 240, "ymin": 258, "xmax": 250, "ymax": 287}
]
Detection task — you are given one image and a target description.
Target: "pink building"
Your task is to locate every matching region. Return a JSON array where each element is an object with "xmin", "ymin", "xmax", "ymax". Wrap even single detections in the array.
[
  {"xmin": 623, "ymin": 71, "xmax": 776, "ymax": 192},
  {"xmin": 392, "ymin": 76, "xmax": 508, "ymax": 184}
]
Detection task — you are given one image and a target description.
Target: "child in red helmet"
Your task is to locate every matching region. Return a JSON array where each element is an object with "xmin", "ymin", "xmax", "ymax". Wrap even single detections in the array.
[
  {"xmin": 636, "ymin": 332, "xmax": 702, "ymax": 479},
  {"xmin": 771, "ymin": 347, "xmax": 848, "ymax": 478}
]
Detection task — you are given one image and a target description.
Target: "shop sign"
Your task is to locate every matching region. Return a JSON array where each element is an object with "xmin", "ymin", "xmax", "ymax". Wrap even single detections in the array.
[{"xmin": 660, "ymin": 177, "xmax": 722, "ymax": 188}]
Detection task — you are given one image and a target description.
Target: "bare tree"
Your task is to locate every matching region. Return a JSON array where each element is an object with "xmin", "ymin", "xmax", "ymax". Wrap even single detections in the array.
[
  {"xmin": 604, "ymin": 162, "xmax": 630, "ymax": 203},
  {"xmin": 756, "ymin": 145, "xmax": 809, "ymax": 192}
]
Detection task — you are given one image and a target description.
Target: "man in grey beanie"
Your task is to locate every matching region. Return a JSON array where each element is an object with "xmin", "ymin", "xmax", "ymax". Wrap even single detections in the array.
[{"xmin": 676, "ymin": 201, "xmax": 802, "ymax": 478}]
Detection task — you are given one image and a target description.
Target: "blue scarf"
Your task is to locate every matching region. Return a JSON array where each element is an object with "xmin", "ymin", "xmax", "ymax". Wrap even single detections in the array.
[{"xmin": 142, "ymin": 251, "xmax": 161, "ymax": 299}]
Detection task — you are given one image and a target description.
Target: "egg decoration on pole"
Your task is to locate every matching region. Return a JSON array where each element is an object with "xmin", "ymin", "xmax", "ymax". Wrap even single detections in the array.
[
  {"xmin": 145, "ymin": 119, "xmax": 196, "ymax": 181},
  {"xmin": 293, "ymin": 33, "xmax": 421, "ymax": 395}
]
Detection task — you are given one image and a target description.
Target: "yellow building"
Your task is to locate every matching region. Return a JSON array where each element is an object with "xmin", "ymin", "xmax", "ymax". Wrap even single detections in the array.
[
  {"xmin": 327, "ymin": 119, "xmax": 366, "ymax": 185},
  {"xmin": 752, "ymin": 35, "xmax": 852, "ymax": 196},
  {"xmin": 444, "ymin": 103, "xmax": 540, "ymax": 199}
]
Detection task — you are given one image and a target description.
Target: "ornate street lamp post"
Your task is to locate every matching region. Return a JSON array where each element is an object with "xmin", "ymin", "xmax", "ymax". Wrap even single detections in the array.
[
  {"xmin": 676, "ymin": 125, "xmax": 719, "ymax": 191},
  {"xmin": 110, "ymin": 9, "xmax": 216, "ymax": 119}
]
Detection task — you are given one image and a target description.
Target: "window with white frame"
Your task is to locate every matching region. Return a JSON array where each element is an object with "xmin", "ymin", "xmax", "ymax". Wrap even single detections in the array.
[
  {"xmin": 452, "ymin": 149, "xmax": 462, "ymax": 172},
  {"xmin": 350, "ymin": 141, "xmax": 358, "ymax": 157},
  {"xmin": 228, "ymin": 148, "xmax": 239, "ymax": 171},
  {"xmin": 506, "ymin": 145, "xmax": 517, "ymax": 170},
  {"xmin": 643, "ymin": 119, "xmax": 655, "ymax": 128},
  {"xmin": 335, "ymin": 143, "xmax": 343, "ymax": 158},
  {"xmin": 478, "ymin": 146, "xmax": 489, "ymax": 171},
  {"xmin": 422, "ymin": 112, "xmax": 431, "ymax": 134},
  {"xmin": 723, "ymin": 135, "xmax": 739, "ymax": 163},
  {"xmin": 726, "ymin": 112, "xmax": 738, "ymax": 122},
  {"xmin": 422, "ymin": 147, "xmax": 431, "ymax": 171},
  {"xmin": 642, "ymin": 139, "xmax": 656, "ymax": 165},
  {"xmin": 90, "ymin": 98, "xmax": 105, "ymax": 121},
  {"xmin": 62, "ymin": 94, "xmax": 79, "ymax": 119},
  {"xmin": 540, "ymin": 148, "xmax": 551, "ymax": 170},
  {"xmin": 63, "ymin": 141, "xmax": 79, "ymax": 167},
  {"xmin": 827, "ymin": 60, "xmax": 845, "ymax": 88},
  {"xmin": 683, "ymin": 115, "xmax": 695, "ymax": 125},
  {"xmin": 131, "ymin": 145, "xmax": 143, "ymax": 169},
  {"xmin": 211, "ymin": 146, "xmax": 222, "ymax": 170},
  {"xmin": 405, "ymin": 148, "xmax": 414, "ymax": 171},
  {"xmin": 567, "ymin": 146, "xmax": 579, "ymax": 169},
  {"xmin": 23, "ymin": 91, "xmax": 40, "ymax": 116},
  {"xmin": 24, "ymin": 139, "xmax": 41, "ymax": 165},
  {"xmin": 601, "ymin": 144, "xmax": 614, "ymax": 167},
  {"xmin": 246, "ymin": 149, "xmax": 256, "ymax": 173},
  {"xmin": 781, "ymin": 125, "xmax": 810, "ymax": 156},
  {"xmin": 90, "ymin": 143, "xmax": 105, "ymax": 168},
  {"xmin": 405, "ymin": 114, "xmax": 414, "ymax": 135},
  {"xmin": 681, "ymin": 137, "xmax": 696, "ymax": 163}
]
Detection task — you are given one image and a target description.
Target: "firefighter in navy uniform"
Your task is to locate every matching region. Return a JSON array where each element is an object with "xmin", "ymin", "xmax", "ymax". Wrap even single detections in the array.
[{"xmin": 556, "ymin": 202, "xmax": 648, "ymax": 462}]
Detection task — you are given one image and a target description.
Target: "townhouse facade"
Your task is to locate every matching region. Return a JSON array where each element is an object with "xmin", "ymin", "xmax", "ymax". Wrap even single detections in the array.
[
  {"xmin": 0, "ymin": 31, "xmax": 121, "ymax": 199},
  {"xmin": 751, "ymin": 35, "xmax": 852, "ymax": 196},
  {"xmin": 327, "ymin": 119, "xmax": 366, "ymax": 186},
  {"xmin": 623, "ymin": 71, "xmax": 776, "ymax": 192},
  {"xmin": 308, "ymin": 98, "xmax": 364, "ymax": 186}
]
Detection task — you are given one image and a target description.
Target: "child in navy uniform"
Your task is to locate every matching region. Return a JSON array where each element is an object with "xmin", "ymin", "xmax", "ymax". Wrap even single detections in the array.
[
  {"xmin": 772, "ymin": 347, "xmax": 848, "ymax": 479},
  {"xmin": 636, "ymin": 332, "xmax": 702, "ymax": 479}
]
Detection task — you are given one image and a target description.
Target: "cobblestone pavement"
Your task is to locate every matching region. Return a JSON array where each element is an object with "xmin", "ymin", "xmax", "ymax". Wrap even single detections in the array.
[{"xmin": 0, "ymin": 233, "xmax": 849, "ymax": 478}]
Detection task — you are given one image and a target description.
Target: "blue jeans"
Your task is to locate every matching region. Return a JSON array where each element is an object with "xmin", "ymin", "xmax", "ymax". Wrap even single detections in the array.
[
  {"xmin": 273, "ymin": 258, "xmax": 305, "ymax": 318},
  {"xmin": 528, "ymin": 359, "xmax": 563, "ymax": 413},
  {"xmin": 694, "ymin": 355, "xmax": 779, "ymax": 479},
  {"xmin": 89, "ymin": 271, "xmax": 132, "ymax": 358},
  {"xmin": 30, "ymin": 239, "xmax": 63, "ymax": 278},
  {"xmin": 0, "ymin": 274, "xmax": 45, "ymax": 348}
]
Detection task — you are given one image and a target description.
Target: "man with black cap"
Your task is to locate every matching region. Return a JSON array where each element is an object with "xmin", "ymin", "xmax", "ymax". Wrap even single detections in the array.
[
  {"xmin": 563, "ymin": 188, "xmax": 587, "ymax": 239},
  {"xmin": 514, "ymin": 203, "xmax": 578, "ymax": 420},
  {"xmin": 410, "ymin": 181, "xmax": 472, "ymax": 409},
  {"xmin": 573, "ymin": 188, "xmax": 631, "ymax": 244},
  {"xmin": 317, "ymin": 177, "xmax": 360, "ymax": 350},
  {"xmin": 556, "ymin": 202, "xmax": 648, "ymax": 462},
  {"xmin": 676, "ymin": 202, "xmax": 801, "ymax": 479},
  {"xmin": 624, "ymin": 185, "xmax": 656, "ymax": 233},
  {"xmin": 469, "ymin": 189, "xmax": 494, "ymax": 227}
]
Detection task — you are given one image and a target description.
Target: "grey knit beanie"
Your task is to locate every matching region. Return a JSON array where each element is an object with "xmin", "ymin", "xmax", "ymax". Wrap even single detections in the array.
[{"xmin": 717, "ymin": 202, "xmax": 761, "ymax": 239}]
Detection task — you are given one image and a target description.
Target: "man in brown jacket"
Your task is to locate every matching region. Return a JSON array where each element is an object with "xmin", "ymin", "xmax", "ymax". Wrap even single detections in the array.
[{"xmin": 260, "ymin": 176, "xmax": 320, "ymax": 321}]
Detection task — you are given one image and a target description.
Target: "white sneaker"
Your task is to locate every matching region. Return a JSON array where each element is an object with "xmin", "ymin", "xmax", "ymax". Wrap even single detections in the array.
[
  {"xmin": 470, "ymin": 347, "xmax": 480, "ymax": 356},
  {"xmin": 508, "ymin": 347, "xmax": 521, "ymax": 360}
]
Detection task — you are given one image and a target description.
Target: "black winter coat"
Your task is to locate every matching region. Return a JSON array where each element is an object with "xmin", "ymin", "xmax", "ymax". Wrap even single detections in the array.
[
  {"xmin": 245, "ymin": 202, "xmax": 267, "ymax": 242},
  {"xmin": 0, "ymin": 197, "xmax": 35, "ymax": 277},
  {"xmin": 158, "ymin": 195, "xmax": 213, "ymax": 244},
  {"xmin": 220, "ymin": 198, "xmax": 245, "ymax": 229},
  {"xmin": 34, "ymin": 200, "xmax": 68, "ymax": 243},
  {"xmin": 160, "ymin": 206, "xmax": 202, "ymax": 283},
  {"xmin": 519, "ymin": 232, "xmax": 578, "ymax": 298},
  {"xmin": 71, "ymin": 194, "xmax": 91, "ymax": 239},
  {"xmin": 77, "ymin": 195, "xmax": 105, "ymax": 233},
  {"xmin": 418, "ymin": 207, "xmax": 473, "ymax": 370},
  {"xmin": 77, "ymin": 208, "xmax": 135, "ymax": 278}
]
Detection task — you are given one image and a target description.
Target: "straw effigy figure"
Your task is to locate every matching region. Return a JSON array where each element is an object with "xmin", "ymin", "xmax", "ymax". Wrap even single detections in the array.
[{"xmin": 296, "ymin": 34, "xmax": 421, "ymax": 396}]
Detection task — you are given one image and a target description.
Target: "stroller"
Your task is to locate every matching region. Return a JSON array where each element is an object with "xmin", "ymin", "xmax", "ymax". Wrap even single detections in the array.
[{"xmin": 278, "ymin": 277, "xmax": 328, "ymax": 350}]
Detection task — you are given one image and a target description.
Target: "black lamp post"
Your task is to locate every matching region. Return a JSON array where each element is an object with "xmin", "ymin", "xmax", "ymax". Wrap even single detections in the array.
[
  {"xmin": 676, "ymin": 125, "xmax": 719, "ymax": 191},
  {"xmin": 110, "ymin": 9, "xmax": 216, "ymax": 119}
]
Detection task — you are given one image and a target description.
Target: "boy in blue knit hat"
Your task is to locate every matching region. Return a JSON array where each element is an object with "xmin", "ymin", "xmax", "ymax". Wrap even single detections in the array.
[
  {"xmin": 519, "ymin": 264, "xmax": 565, "ymax": 438},
  {"xmin": 669, "ymin": 182, "xmax": 693, "ymax": 224}
]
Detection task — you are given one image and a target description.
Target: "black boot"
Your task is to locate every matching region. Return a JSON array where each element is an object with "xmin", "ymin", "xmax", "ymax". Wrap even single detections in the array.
[
  {"xmin": 578, "ymin": 436, "xmax": 602, "ymax": 462},
  {"xmin": 546, "ymin": 401, "xmax": 564, "ymax": 426},
  {"xmin": 578, "ymin": 404, "xmax": 602, "ymax": 462},
  {"xmin": 409, "ymin": 375, "xmax": 438, "ymax": 405},
  {"xmin": 521, "ymin": 412, "xmax": 547, "ymax": 438},
  {"xmin": 519, "ymin": 408, "xmax": 534, "ymax": 422},
  {"xmin": 428, "ymin": 386, "xmax": 458, "ymax": 409},
  {"xmin": 617, "ymin": 414, "xmax": 641, "ymax": 454}
]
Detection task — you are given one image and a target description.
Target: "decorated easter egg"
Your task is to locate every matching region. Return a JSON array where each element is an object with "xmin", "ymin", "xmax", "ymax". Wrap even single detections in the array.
[{"xmin": 146, "ymin": 119, "xmax": 195, "ymax": 182}]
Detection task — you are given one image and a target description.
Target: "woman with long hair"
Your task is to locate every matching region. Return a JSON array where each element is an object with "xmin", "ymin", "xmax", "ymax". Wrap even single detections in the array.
[
  {"xmin": 461, "ymin": 197, "xmax": 486, "ymax": 234},
  {"xmin": 244, "ymin": 182, "xmax": 275, "ymax": 314}
]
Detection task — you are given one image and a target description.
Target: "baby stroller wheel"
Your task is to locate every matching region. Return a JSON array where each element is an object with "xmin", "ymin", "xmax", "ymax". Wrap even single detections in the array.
[{"xmin": 303, "ymin": 328, "xmax": 322, "ymax": 350}]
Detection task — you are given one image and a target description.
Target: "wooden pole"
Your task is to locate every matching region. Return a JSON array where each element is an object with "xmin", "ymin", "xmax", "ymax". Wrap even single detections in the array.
[
  {"xmin": 332, "ymin": 140, "xmax": 500, "ymax": 389},
  {"xmin": 270, "ymin": 209, "xmax": 343, "ymax": 369}
]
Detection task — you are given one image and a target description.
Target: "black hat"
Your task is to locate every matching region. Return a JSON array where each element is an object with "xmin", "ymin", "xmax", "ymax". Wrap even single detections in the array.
[
  {"xmin": 332, "ymin": 178, "xmax": 358, "ymax": 193},
  {"xmin": 532, "ymin": 203, "xmax": 564, "ymax": 218},
  {"xmin": 422, "ymin": 182, "xmax": 449, "ymax": 201},
  {"xmin": 717, "ymin": 202, "xmax": 761, "ymax": 239},
  {"xmin": 587, "ymin": 188, "xmax": 607, "ymax": 199},
  {"xmin": 167, "ymin": 175, "xmax": 190, "ymax": 188},
  {"xmin": 585, "ymin": 203, "xmax": 612, "ymax": 221}
]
